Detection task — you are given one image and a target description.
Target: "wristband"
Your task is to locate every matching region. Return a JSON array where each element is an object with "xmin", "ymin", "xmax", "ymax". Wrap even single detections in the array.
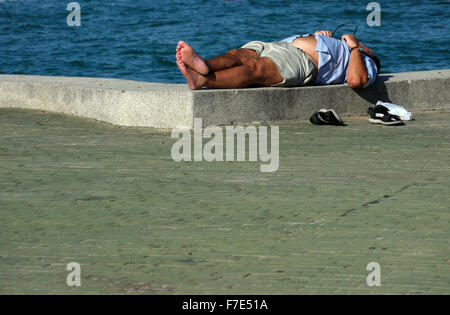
[{"xmin": 350, "ymin": 46, "xmax": 363, "ymax": 52}]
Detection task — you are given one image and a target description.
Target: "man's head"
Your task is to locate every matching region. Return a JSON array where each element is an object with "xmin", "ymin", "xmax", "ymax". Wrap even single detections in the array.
[
  {"xmin": 370, "ymin": 55, "xmax": 381, "ymax": 74},
  {"xmin": 359, "ymin": 43, "xmax": 381, "ymax": 74}
]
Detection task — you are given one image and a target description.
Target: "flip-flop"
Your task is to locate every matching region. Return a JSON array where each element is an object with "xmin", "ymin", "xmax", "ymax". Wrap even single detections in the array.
[{"xmin": 310, "ymin": 109, "xmax": 346, "ymax": 126}]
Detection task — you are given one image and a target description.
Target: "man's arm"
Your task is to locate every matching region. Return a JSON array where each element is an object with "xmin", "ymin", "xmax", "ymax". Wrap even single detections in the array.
[
  {"xmin": 314, "ymin": 30, "xmax": 332, "ymax": 37},
  {"xmin": 342, "ymin": 34, "xmax": 368, "ymax": 89},
  {"xmin": 282, "ymin": 30, "xmax": 332, "ymax": 43}
]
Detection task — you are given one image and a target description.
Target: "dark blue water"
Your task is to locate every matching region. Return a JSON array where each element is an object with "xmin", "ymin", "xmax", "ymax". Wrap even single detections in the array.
[{"xmin": 0, "ymin": 0, "xmax": 449, "ymax": 83}]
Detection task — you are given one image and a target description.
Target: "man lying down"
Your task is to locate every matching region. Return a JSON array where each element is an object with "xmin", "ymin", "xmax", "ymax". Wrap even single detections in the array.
[{"xmin": 176, "ymin": 30, "xmax": 380, "ymax": 90}]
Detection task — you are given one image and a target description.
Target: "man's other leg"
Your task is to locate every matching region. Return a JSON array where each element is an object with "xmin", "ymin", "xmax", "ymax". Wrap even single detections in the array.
[
  {"xmin": 203, "ymin": 57, "xmax": 284, "ymax": 89},
  {"xmin": 205, "ymin": 48, "xmax": 259, "ymax": 72},
  {"xmin": 177, "ymin": 41, "xmax": 259, "ymax": 74}
]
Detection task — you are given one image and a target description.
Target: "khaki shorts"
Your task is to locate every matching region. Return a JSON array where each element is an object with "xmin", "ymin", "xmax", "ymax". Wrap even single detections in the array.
[{"xmin": 241, "ymin": 41, "xmax": 317, "ymax": 87}]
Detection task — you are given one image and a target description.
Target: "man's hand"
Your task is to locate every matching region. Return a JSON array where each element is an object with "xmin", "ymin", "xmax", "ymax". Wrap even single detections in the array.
[
  {"xmin": 341, "ymin": 34, "xmax": 359, "ymax": 49},
  {"xmin": 314, "ymin": 30, "xmax": 332, "ymax": 37}
]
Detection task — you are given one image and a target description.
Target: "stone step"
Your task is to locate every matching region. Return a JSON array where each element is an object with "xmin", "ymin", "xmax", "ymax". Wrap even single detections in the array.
[{"xmin": 0, "ymin": 70, "xmax": 449, "ymax": 128}]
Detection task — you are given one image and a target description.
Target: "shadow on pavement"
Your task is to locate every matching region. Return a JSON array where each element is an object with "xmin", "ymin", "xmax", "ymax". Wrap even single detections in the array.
[{"xmin": 354, "ymin": 74, "xmax": 394, "ymax": 104}]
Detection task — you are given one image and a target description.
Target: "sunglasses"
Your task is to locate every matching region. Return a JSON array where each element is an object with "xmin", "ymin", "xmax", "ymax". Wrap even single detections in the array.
[{"xmin": 331, "ymin": 24, "xmax": 359, "ymax": 37}]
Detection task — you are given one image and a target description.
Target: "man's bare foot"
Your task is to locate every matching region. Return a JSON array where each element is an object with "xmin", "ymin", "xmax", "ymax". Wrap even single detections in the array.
[
  {"xmin": 177, "ymin": 41, "xmax": 210, "ymax": 75},
  {"xmin": 176, "ymin": 57, "xmax": 207, "ymax": 90}
]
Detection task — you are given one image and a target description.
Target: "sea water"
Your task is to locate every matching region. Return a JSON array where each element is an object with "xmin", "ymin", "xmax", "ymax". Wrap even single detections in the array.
[{"xmin": 0, "ymin": 0, "xmax": 449, "ymax": 83}]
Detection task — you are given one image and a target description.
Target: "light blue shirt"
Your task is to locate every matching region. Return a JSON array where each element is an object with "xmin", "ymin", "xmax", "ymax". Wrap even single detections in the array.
[{"xmin": 281, "ymin": 34, "xmax": 378, "ymax": 87}]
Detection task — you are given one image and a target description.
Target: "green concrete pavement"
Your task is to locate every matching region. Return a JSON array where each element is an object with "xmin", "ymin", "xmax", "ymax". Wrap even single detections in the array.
[{"xmin": 0, "ymin": 108, "xmax": 449, "ymax": 294}]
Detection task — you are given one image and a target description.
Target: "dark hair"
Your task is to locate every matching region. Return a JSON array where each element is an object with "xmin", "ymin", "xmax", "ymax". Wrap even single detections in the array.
[{"xmin": 370, "ymin": 55, "xmax": 381, "ymax": 74}]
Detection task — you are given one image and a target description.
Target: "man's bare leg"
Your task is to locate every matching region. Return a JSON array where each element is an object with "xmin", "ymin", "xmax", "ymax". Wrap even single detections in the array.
[
  {"xmin": 206, "ymin": 57, "xmax": 284, "ymax": 88},
  {"xmin": 205, "ymin": 49, "xmax": 259, "ymax": 72},
  {"xmin": 177, "ymin": 41, "xmax": 258, "ymax": 74},
  {"xmin": 177, "ymin": 57, "xmax": 284, "ymax": 90}
]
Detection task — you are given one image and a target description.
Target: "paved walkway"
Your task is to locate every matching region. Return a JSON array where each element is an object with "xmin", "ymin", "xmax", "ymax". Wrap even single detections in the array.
[{"xmin": 0, "ymin": 108, "xmax": 448, "ymax": 294}]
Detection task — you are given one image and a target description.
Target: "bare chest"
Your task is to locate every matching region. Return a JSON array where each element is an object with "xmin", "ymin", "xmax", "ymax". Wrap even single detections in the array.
[{"xmin": 291, "ymin": 35, "xmax": 319, "ymax": 67}]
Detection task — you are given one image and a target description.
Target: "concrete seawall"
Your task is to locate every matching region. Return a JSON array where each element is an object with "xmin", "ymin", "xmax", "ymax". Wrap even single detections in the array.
[{"xmin": 0, "ymin": 70, "xmax": 449, "ymax": 128}]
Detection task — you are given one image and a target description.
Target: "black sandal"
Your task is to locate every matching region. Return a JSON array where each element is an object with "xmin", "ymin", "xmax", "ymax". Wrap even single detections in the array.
[
  {"xmin": 368, "ymin": 106, "xmax": 404, "ymax": 126},
  {"xmin": 310, "ymin": 109, "xmax": 346, "ymax": 126}
]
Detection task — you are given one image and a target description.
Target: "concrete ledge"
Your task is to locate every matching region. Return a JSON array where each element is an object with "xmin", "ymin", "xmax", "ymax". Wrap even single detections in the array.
[{"xmin": 0, "ymin": 70, "xmax": 449, "ymax": 128}]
